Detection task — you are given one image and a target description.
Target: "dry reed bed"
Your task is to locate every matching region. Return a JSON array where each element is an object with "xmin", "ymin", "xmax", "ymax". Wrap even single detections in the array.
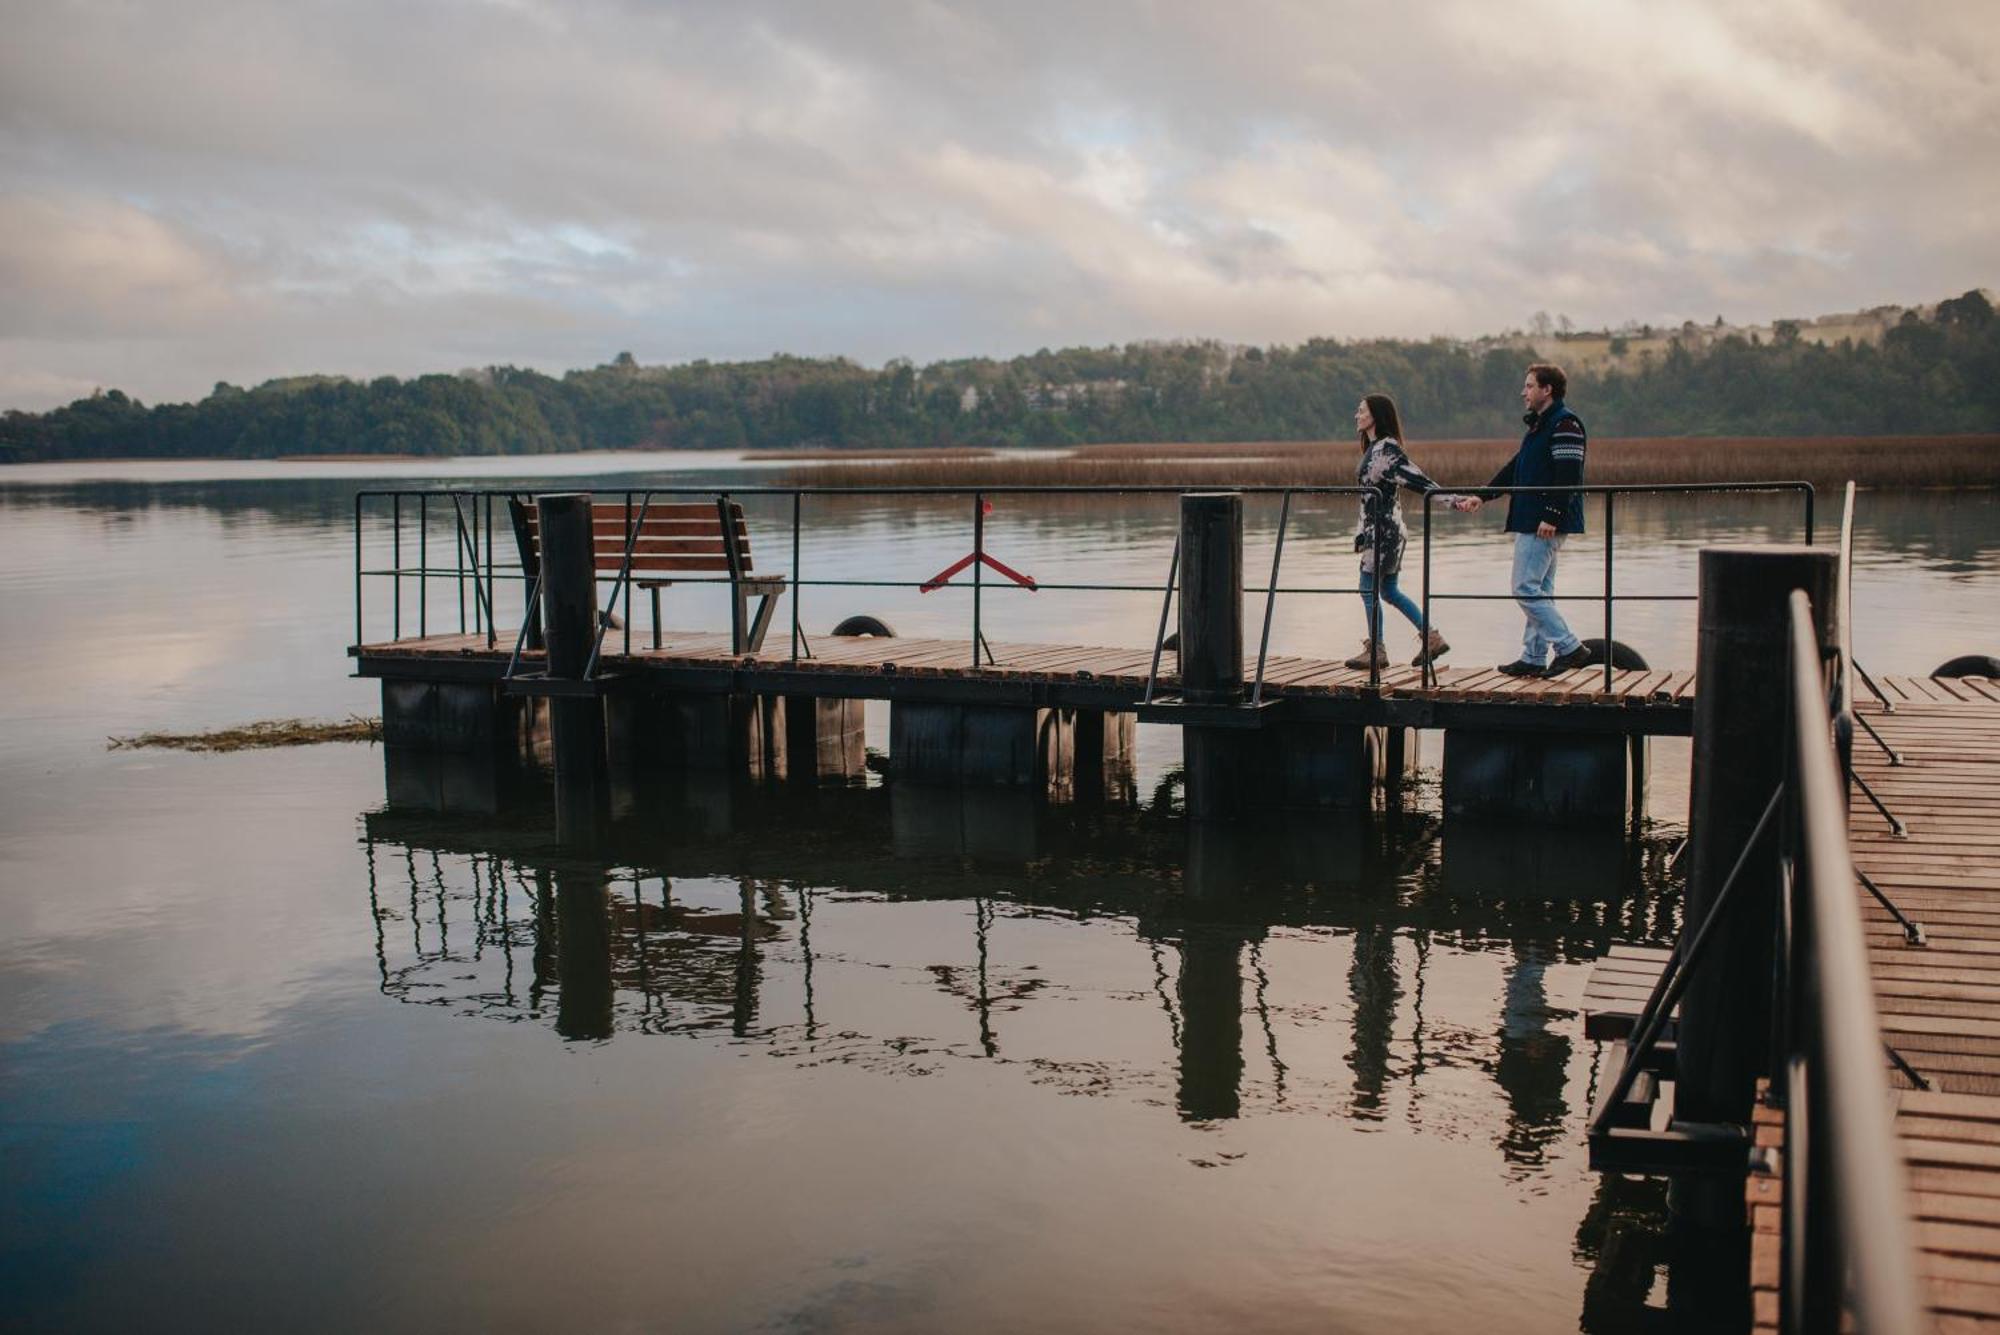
[
  {"xmin": 745, "ymin": 445, "xmax": 996, "ymax": 462},
  {"xmin": 782, "ymin": 435, "xmax": 2000, "ymax": 493},
  {"xmin": 109, "ymin": 717, "xmax": 382, "ymax": 752}
]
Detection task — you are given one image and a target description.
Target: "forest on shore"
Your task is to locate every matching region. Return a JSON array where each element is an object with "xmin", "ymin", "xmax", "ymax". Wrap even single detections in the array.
[{"xmin": 3, "ymin": 291, "xmax": 1994, "ymax": 463}]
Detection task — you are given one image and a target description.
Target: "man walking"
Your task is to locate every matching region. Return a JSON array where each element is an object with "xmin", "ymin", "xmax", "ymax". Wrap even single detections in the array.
[{"xmin": 1466, "ymin": 364, "xmax": 1590, "ymax": 676}]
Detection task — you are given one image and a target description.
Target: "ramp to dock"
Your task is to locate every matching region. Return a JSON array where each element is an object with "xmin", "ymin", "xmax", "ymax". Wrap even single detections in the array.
[{"xmin": 1752, "ymin": 677, "xmax": 2000, "ymax": 1331}]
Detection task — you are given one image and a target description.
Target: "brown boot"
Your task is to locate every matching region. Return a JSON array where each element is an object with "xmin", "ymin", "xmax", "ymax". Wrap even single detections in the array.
[
  {"xmin": 1344, "ymin": 639, "xmax": 1388, "ymax": 670},
  {"xmin": 1411, "ymin": 627, "xmax": 1450, "ymax": 667}
]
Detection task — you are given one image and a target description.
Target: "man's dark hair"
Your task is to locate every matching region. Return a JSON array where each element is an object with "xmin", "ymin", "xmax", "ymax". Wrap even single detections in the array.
[
  {"xmin": 1362, "ymin": 393, "xmax": 1405, "ymax": 444},
  {"xmin": 1527, "ymin": 363, "xmax": 1568, "ymax": 399}
]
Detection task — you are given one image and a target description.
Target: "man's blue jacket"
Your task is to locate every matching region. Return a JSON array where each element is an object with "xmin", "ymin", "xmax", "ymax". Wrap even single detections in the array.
[{"xmin": 1485, "ymin": 401, "xmax": 1587, "ymax": 534}]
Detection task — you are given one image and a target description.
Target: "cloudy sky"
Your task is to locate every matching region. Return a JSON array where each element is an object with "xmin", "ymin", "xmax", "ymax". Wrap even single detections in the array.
[{"xmin": 1, "ymin": 0, "xmax": 1995, "ymax": 411}]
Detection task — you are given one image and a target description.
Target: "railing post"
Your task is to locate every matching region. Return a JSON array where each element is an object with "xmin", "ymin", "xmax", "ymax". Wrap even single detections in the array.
[
  {"xmin": 484, "ymin": 493, "xmax": 497, "ymax": 649},
  {"xmin": 538, "ymin": 493, "xmax": 608, "ymax": 845},
  {"xmin": 392, "ymin": 493, "xmax": 402, "ymax": 640},
  {"xmin": 1602, "ymin": 492, "xmax": 1615, "ymax": 693},
  {"xmin": 790, "ymin": 491, "xmax": 802, "ymax": 663},
  {"xmin": 1678, "ymin": 545, "xmax": 1837, "ymax": 1132},
  {"xmin": 456, "ymin": 493, "xmax": 467, "ymax": 633},
  {"xmin": 1368, "ymin": 521, "xmax": 1382, "ymax": 691},
  {"xmin": 354, "ymin": 492, "xmax": 365, "ymax": 647},
  {"xmin": 1419, "ymin": 494, "xmax": 1434, "ymax": 689},
  {"xmin": 972, "ymin": 491, "xmax": 985, "ymax": 668}
]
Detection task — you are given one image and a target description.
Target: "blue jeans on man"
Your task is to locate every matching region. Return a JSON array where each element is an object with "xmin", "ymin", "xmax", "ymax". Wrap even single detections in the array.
[{"xmin": 1512, "ymin": 532, "xmax": 1581, "ymax": 667}]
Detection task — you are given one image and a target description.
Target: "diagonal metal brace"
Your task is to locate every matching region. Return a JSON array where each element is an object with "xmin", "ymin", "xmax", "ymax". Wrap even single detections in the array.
[
  {"xmin": 1885, "ymin": 1042, "xmax": 1932, "ymax": 1092},
  {"xmin": 1855, "ymin": 659, "xmax": 1896, "ymax": 714},
  {"xmin": 1851, "ymin": 767, "xmax": 1909, "ymax": 838},
  {"xmin": 1857, "ymin": 867, "xmax": 1927, "ymax": 947},
  {"xmin": 1853, "ymin": 709, "xmax": 1903, "ymax": 766},
  {"xmin": 1589, "ymin": 787, "xmax": 1784, "ymax": 1138}
]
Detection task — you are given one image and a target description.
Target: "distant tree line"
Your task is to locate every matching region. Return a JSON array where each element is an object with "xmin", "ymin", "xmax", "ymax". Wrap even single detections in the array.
[{"xmin": 3, "ymin": 291, "xmax": 1994, "ymax": 462}]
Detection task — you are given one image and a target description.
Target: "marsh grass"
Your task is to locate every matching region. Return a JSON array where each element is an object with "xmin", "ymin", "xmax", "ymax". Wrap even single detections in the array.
[
  {"xmin": 745, "ymin": 445, "xmax": 997, "ymax": 462},
  {"xmin": 781, "ymin": 435, "xmax": 2000, "ymax": 493},
  {"xmin": 109, "ymin": 716, "xmax": 382, "ymax": 752}
]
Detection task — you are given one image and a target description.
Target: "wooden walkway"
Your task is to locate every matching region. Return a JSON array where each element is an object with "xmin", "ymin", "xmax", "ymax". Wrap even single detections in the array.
[
  {"xmin": 353, "ymin": 629, "xmax": 1701, "ymax": 728},
  {"xmin": 1749, "ymin": 678, "xmax": 2000, "ymax": 1332}
]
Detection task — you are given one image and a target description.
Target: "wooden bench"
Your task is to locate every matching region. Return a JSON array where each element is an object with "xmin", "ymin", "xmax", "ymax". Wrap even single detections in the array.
[{"xmin": 507, "ymin": 496, "xmax": 786, "ymax": 655}]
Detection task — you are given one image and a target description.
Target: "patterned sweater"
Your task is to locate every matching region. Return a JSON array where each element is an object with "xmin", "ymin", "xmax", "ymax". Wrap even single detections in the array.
[{"xmin": 1353, "ymin": 436, "xmax": 1465, "ymax": 577}]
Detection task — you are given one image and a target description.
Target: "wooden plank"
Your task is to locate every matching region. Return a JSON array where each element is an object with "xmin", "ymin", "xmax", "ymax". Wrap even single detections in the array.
[{"xmin": 1607, "ymin": 944, "xmax": 1675, "ymax": 961}]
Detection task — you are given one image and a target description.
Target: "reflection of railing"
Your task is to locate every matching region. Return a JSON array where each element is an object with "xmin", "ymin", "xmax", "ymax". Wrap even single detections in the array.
[{"xmin": 354, "ymin": 481, "xmax": 1815, "ymax": 698}]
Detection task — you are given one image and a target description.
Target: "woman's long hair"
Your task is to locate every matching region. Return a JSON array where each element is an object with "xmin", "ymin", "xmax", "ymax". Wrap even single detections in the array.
[{"xmin": 1360, "ymin": 393, "xmax": 1405, "ymax": 446}]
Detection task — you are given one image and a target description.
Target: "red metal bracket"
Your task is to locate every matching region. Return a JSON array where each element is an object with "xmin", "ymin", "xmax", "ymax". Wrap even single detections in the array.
[{"xmin": 920, "ymin": 551, "xmax": 1038, "ymax": 593}]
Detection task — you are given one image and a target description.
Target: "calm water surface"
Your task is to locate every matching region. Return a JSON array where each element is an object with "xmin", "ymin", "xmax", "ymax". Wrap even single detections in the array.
[{"xmin": 3, "ymin": 455, "xmax": 1996, "ymax": 1333}]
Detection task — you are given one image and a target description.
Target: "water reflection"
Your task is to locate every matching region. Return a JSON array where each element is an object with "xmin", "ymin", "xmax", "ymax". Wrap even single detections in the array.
[{"xmin": 361, "ymin": 789, "xmax": 1681, "ymax": 1118}]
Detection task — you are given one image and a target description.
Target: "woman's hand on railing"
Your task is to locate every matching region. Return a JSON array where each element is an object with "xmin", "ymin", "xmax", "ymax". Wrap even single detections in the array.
[{"xmin": 1452, "ymin": 495, "xmax": 1481, "ymax": 513}]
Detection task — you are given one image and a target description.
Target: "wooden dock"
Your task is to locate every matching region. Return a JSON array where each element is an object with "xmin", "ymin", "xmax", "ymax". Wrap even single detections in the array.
[
  {"xmin": 352, "ymin": 628, "xmax": 1701, "ymax": 731},
  {"xmin": 1747, "ymin": 678, "xmax": 2000, "ymax": 1331}
]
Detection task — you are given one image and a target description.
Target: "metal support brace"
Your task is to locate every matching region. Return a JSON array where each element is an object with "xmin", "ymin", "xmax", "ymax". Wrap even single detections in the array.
[
  {"xmin": 1857, "ymin": 867, "xmax": 1927, "ymax": 947},
  {"xmin": 1854, "ymin": 710, "xmax": 1903, "ymax": 766},
  {"xmin": 1143, "ymin": 536, "xmax": 1180, "ymax": 706},
  {"xmin": 1885, "ymin": 1042, "xmax": 1932, "ymax": 1092},
  {"xmin": 1850, "ymin": 768, "xmax": 1909, "ymax": 838},
  {"xmin": 1589, "ymin": 786, "xmax": 1783, "ymax": 1137},
  {"xmin": 1855, "ymin": 659, "xmax": 1896, "ymax": 713},
  {"xmin": 504, "ymin": 571, "xmax": 546, "ymax": 681}
]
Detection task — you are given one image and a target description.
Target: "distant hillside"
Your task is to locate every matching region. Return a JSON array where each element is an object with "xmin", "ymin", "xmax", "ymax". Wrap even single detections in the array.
[
  {"xmin": 1480, "ymin": 293, "xmax": 1990, "ymax": 375},
  {"xmin": 2, "ymin": 290, "xmax": 1994, "ymax": 463}
]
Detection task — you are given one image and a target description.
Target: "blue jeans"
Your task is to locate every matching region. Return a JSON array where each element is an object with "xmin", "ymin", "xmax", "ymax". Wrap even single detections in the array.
[
  {"xmin": 1512, "ymin": 532, "xmax": 1580, "ymax": 665},
  {"xmin": 1360, "ymin": 570, "xmax": 1424, "ymax": 641}
]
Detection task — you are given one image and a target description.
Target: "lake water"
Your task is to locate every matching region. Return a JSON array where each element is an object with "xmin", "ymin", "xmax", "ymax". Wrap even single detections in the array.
[{"xmin": 3, "ymin": 453, "xmax": 1996, "ymax": 1333}]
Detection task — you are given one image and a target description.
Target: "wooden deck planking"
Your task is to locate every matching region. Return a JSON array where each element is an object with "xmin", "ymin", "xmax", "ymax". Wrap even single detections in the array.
[
  {"xmin": 1740, "ymin": 685, "xmax": 2000, "ymax": 1331},
  {"xmin": 357, "ymin": 629, "xmax": 1734, "ymax": 713},
  {"xmin": 1852, "ymin": 688, "xmax": 2000, "ymax": 1327}
]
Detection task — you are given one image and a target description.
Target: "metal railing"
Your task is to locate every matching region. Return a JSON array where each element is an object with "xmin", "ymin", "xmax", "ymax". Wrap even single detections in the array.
[
  {"xmin": 1774, "ymin": 588, "xmax": 1925, "ymax": 1335},
  {"xmin": 356, "ymin": 485, "xmax": 1393, "ymax": 682},
  {"xmin": 353, "ymin": 489, "xmax": 502, "ymax": 650},
  {"xmin": 1415, "ymin": 482, "xmax": 1816, "ymax": 691},
  {"xmin": 352, "ymin": 481, "xmax": 1814, "ymax": 700}
]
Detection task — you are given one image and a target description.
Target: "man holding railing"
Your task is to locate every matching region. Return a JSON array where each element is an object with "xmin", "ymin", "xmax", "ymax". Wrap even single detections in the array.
[{"xmin": 1463, "ymin": 364, "xmax": 1591, "ymax": 677}]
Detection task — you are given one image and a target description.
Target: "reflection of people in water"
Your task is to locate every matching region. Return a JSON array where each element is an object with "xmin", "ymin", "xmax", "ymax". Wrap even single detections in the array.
[
  {"xmin": 1493, "ymin": 943, "xmax": 1571, "ymax": 1171},
  {"xmin": 1346, "ymin": 923, "xmax": 1401, "ymax": 1119}
]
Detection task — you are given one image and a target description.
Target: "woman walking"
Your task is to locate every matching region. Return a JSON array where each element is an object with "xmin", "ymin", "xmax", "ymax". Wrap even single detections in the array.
[{"xmin": 1344, "ymin": 393, "xmax": 1474, "ymax": 670}]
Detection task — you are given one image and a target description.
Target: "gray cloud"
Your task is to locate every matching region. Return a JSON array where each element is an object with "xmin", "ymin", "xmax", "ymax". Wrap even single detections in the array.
[{"xmin": 1, "ymin": 0, "xmax": 1995, "ymax": 409}]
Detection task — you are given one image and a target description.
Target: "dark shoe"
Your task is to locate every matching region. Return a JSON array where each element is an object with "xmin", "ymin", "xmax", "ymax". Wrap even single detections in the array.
[
  {"xmin": 1543, "ymin": 645, "xmax": 1593, "ymax": 676},
  {"xmin": 1497, "ymin": 659, "xmax": 1543, "ymax": 677}
]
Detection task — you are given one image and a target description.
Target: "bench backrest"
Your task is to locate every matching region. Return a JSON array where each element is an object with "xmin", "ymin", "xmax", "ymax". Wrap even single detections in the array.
[{"xmin": 510, "ymin": 497, "xmax": 756, "ymax": 577}]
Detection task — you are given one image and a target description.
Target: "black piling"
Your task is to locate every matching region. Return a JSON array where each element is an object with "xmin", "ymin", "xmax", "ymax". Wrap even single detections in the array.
[
  {"xmin": 1677, "ymin": 545, "xmax": 1837, "ymax": 1128},
  {"xmin": 552, "ymin": 865, "xmax": 613, "ymax": 1041},
  {"xmin": 1179, "ymin": 493, "xmax": 1248, "ymax": 820},
  {"xmin": 538, "ymin": 493, "xmax": 610, "ymax": 846}
]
